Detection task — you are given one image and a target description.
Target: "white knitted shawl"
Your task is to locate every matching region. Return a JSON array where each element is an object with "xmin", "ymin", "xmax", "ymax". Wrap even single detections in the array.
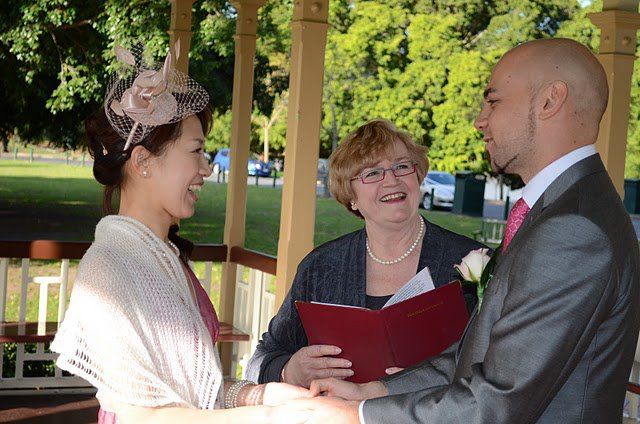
[{"xmin": 51, "ymin": 215, "xmax": 223, "ymax": 409}]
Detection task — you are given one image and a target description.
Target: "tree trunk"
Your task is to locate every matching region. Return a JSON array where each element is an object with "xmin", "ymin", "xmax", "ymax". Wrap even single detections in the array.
[
  {"xmin": 263, "ymin": 125, "xmax": 269, "ymax": 162},
  {"xmin": 330, "ymin": 103, "xmax": 339, "ymax": 152}
]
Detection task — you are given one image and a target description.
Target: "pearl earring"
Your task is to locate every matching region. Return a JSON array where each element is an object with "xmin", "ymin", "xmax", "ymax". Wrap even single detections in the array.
[
  {"xmin": 350, "ymin": 202, "xmax": 357, "ymax": 210},
  {"xmin": 142, "ymin": 170, "xmax": 148, "ymax": 177}
]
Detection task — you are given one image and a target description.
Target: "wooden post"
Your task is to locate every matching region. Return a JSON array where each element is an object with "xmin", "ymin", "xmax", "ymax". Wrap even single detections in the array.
[
  {"xmin": 274, "ymin": 0, "xmax": 330, "ymax": 309},
  {"xmin": 588, "ymin": 1, "xmax": 640, "ymax": 197},
  {"xmin": 218, "ymin": 0, "xmax": 265, "ymax": 376},
  {"xmin": 168, "ymin": 0, "xmax": 195, "ymax": 74}
]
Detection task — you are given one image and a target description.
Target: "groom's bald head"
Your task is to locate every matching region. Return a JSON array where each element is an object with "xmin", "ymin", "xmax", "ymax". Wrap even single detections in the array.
[{"xmin": 503, "ymin": 38, "xmax": 609, "ymax": 130}]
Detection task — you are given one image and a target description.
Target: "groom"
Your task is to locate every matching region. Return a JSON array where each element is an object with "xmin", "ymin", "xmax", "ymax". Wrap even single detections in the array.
[{"xmin": 298, "ymin": 38, "xmax": 640, "ymax": 423}]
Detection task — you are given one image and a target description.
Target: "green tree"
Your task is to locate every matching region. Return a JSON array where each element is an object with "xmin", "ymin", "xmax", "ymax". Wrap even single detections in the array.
[
  {"xmin": 0, "ymin": 0, "xmax": 103, "ymax": 150},
  {"xmin": 205, "ymin": 109, "xmax": 232, "ymax": 154},
  {"xmin": 252, "ymin": 91, "xmax": 288, "ymax": 161},
  {"xmin": 0, "ymin": 0, "xmax": 243, "ymax": 150},
  {"xmin": 321, "ymin": 0, "xmax": 579, "ymax": 172}
]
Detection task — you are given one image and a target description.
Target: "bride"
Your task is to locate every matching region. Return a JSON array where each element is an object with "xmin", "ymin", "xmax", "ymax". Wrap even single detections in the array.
[{"xmin": 52, "ymin": 43, "xmax": 311, "ymax": 423}]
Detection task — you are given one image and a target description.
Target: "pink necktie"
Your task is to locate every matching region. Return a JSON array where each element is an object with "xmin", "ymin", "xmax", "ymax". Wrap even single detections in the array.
[{"xmin": 502, "ymin": 198, "xmax": 530, "ymax": 251}]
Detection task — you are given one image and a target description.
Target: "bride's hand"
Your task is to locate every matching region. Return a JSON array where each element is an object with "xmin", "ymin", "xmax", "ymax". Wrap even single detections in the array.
[{"xmin": 262, "ymin": 382, "xmax": 313, "ymax": 406}]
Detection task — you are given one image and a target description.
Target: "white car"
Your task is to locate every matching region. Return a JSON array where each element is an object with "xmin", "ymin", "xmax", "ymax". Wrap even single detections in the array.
[{"xmin": 420, "ymin": 171, "xmax": 455, "ymax": 210}]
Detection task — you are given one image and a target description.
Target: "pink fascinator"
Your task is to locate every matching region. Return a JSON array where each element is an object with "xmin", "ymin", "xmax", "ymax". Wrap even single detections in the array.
[{"xmin": 104, "ymin": 42, "xmax": 209, "ymax": 152}]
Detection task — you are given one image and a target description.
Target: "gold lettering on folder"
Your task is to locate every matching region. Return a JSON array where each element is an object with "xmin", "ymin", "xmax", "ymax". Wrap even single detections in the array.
[{"xmin": 407, "ymin": 301, "xmax": 444, "ymax": 318}]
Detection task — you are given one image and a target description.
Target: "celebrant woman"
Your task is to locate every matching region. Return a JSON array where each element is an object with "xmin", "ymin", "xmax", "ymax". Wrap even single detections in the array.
[
  {"xmin": 246, "ymin": 119, "xmax": 486, "ymax": 388},
  {"xmin": 51, "ymin": 43, "xmax": 310, "ymax": 424}
]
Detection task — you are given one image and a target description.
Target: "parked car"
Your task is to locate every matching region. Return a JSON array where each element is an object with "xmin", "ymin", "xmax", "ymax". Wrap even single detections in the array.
[
  {"xmin": 248, "ymin": 156, "xmax": 272, "ymax": 177},
  {"xmin": 419, "ymin": 171, "xmax": 455, "ymax": 210},
  {"xmin": 211, "ymin": 149, "xmax": 229, "ymax": 174},
  {"xmin": 211, "ymin": 148, "xmax": 272, "ymax": 177}
]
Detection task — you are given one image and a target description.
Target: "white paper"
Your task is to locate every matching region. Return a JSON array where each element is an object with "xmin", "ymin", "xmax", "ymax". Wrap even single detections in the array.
[{"xmin": 382, "ymin": 267, "xmax": 435, "ymax": 308}]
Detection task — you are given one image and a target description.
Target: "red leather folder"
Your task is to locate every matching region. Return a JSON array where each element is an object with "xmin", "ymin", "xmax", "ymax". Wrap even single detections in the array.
[{"xmin": 295, "ymin": 281, "xmax": 469, "ymax": 383}]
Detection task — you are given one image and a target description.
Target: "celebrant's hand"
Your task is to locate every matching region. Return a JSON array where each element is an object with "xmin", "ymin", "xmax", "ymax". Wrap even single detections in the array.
[
  {"xmin": 385, "ymin": 366, "xmax": 404, "ymax": 375},
  {"xmin": 309, "ymin": 377, "xmax": 388, "ymax": 401},
  {"xmin": 262, "ymin": 382, "xmax": 313, "ymax": 406},
  {"xmin": 283, "ymin": 345, "xmax": 353, "ymax": 388}
]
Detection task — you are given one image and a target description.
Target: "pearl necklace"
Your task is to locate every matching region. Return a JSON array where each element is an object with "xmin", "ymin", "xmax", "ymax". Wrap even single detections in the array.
[{"xmin": 366, "ymin": 217, "xmax": 425, "ymax": 265}]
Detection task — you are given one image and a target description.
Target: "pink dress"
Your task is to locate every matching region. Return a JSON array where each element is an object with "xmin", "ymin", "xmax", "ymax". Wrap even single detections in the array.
[{"xmin": 98, "ymin": 263, "xmax": 220, "ymax": 423}]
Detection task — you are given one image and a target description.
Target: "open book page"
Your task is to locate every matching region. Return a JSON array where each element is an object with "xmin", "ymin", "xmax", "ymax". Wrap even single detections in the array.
[
  {"xmin": 310, "ymin": 301, "xmax": 367, "ymax": 309},
  {"xmin": 383, "ymin": 267, "xmax": 435, "ymax": 308}
]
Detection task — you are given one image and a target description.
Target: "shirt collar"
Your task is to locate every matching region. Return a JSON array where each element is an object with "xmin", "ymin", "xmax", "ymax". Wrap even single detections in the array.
[{"xmin": 522, "ymin": 144, "xmax": 598, "ymax": 208}]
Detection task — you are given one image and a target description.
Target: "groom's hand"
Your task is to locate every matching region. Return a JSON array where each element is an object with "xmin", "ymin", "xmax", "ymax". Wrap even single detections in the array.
[
  {"xmin": 262, "ymin": 382, "xmax": 312, "ymax": 406},
  {"xmin": 309, "ymin": 377, "xmax": 388, "ymax": 400}
]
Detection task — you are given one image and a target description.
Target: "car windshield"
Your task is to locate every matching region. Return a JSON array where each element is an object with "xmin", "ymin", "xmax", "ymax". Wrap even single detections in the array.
[{"xmin": 429, "ymin": 173, "xmax": 455, "ymax": 185}]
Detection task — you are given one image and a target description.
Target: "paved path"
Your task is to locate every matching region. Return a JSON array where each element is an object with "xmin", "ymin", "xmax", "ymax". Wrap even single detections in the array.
[
  {"xmin": 205, "ymin": 172, "xmax": 334, "ymax": 196},
  {"xmin": 206, "ymin": 172, "xmax": 284, "ymax": 188},
  {"xmin": 1, "ymin": 153, "xmax": 91, "ymax": 167}
]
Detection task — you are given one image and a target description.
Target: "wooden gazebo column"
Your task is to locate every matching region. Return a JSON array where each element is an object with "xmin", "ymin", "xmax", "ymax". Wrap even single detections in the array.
[
  {"xmin": 589, "ymin": 1, "xmax": 640, "ymax": 197},
  {"xmin": 218, "ymin": 0, "xmax": 265, "ymax": 375},
  {"xmin": 274, "ymin": 0, "xmax": 330, "ymax": 309},
  {"xmin": 168, "ymin": 0, "xmax": 195, "ymax": 73}
]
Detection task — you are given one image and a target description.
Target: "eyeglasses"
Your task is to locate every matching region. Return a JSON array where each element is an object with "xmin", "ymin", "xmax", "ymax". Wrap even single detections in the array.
[{"xmin": 350, "ymin": 161, "xmax": 417, "ymax": 184}]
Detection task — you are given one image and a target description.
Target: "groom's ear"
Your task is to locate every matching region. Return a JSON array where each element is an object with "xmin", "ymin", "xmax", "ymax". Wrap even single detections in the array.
[{"xmin": 538, "ymin": 80, "xmax": 568, "ymax": 120}]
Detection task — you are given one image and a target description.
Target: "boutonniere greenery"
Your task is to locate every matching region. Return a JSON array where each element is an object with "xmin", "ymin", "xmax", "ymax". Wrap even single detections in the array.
[{"xmin": 454, "ymin": 247, "xmax": 500, "ymax": 311}]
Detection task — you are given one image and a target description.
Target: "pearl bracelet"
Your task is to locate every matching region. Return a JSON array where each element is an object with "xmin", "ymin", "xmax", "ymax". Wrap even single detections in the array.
[{"xmin": 224, "ymin": 379, "xmax": 253, "ymax": 409}]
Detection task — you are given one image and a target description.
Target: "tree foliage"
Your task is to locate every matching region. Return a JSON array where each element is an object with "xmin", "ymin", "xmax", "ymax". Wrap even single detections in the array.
[
  {"xmin": 3, "ymin": 0, "xmax": 640, "ymax": 178},
  {"xmin": 0, "ymin": 0, "xmax": 283, "ymax": 152},
  {"xmin": 321, "ymin": 0, "xmax": 579, "ymax": 171}
]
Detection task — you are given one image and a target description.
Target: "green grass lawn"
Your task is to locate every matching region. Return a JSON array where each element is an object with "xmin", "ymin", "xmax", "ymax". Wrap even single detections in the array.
[{"xmin": 0, "ymin": 160, "xmax": 483, "ymax": 254}]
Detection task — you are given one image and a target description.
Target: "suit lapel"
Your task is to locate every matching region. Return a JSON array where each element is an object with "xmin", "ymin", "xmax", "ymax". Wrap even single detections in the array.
[{"xmin": 502, "ymin": 154, "xmax": 605, "ymax": 255}]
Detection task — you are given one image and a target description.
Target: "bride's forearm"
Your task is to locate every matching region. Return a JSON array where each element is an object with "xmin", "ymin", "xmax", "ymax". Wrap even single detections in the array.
[{"xmin": 114, "ymin": 403, "xmax": 270, "ymax": 424}]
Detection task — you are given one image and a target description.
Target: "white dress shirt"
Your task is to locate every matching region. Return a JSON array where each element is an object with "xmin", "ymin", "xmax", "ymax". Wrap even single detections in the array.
[
  {"xmin": 521, "ymin": 144, "xmax": 597, "ymax": 209},
  {"xmin": 358, "ymin": 144, "xmax": 598, "ymax": 424}
]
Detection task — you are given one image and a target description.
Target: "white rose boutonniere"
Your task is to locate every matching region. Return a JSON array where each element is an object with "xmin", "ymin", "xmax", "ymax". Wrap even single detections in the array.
[{"xmin": 454, "ymin": 248, "xmax": 497, "ymax": 310}]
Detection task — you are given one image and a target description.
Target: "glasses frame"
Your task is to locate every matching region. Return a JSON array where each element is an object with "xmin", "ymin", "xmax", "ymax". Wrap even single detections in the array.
[{"xmin": 350, "ymin": 161, "xmax": 418, "ymax": 184}]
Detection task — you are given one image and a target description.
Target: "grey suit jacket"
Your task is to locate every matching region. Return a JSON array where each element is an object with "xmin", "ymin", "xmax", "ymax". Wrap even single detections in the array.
[{"xmin": 363, "ymin": 155, "xmax": 640, "ymax": 423}]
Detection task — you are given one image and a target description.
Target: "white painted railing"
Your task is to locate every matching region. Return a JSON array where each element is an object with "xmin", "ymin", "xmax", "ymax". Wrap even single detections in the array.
[
  {"xmin": 232, "ymin": 265, "xmax": 275, "ymax": 379},
  {"xmin": 0, "ymin": 258, "xmax": 91, "ymax": 393},
  {"xmin": 625, "ymin": 343, "xmax": 640, "ymax": 420}
]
